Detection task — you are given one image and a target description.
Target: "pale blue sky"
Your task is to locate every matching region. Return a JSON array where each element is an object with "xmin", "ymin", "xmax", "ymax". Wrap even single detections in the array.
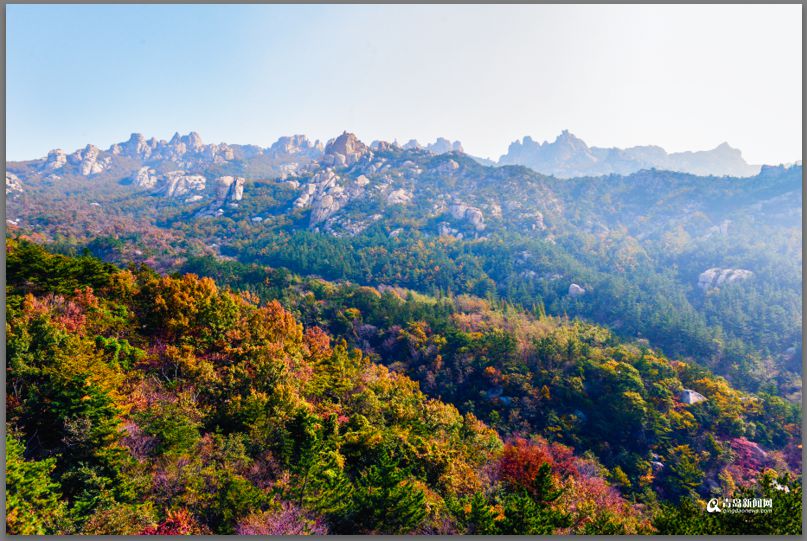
[{"xmin": 6, "ymin": 4, "xmax": 802, "ymax": 164}]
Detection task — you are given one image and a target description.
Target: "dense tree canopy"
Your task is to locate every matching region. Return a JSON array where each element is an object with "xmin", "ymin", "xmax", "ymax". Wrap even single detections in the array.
[{"xmin": 6, "ymin": 240, "xmax": 801, "ymax": 534}]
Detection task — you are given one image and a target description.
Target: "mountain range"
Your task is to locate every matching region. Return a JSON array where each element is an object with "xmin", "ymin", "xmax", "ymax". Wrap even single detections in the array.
[
  {"xmin": 498, "ymin": 130, "xmax": 761, "ymax": 178},
  {"xmin": 5, "ymin": 129, "xmax": 803, "ymax": 533},
  {"xmin": 7, "ymin": 129, "xmax": 766, "ymax": 185}
]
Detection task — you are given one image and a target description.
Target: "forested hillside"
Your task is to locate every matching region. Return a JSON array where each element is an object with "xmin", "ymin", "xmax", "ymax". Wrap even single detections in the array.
[
  {"xmin": 8, "ymin": 135, "xmax": 801, "ymax": 399},
  {"xmin": 6, "ymin": 240, "xmax": 801, "ymax": 534}
]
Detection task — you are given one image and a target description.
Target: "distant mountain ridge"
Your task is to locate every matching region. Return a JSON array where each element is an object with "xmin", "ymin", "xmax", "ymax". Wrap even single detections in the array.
[
  {"xmin": 7, "ymin": 129, "xmax": 800, "ymax": 242},
  {"xmin": 11, "ymin": 129, "xmax": 770, "ymax": 183},
  {"xmin": 498, "ymin": 130, "xmax": 761, "ymax": 178}
]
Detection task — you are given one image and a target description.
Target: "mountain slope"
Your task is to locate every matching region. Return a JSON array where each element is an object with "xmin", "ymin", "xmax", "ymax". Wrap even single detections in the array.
[
  {"xmin": 5, "ymin": 131, "xmax": 802, "ymax": 396},
  {"xmin": 6, "ymin": 240, "xmax": 801, "ymax": 534}
]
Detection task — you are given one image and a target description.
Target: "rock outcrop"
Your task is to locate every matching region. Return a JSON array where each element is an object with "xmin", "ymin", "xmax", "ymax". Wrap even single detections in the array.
[
  {"xmin": 44, "ymin": 149, "xmax": 68, "ymax": 170},
  {"xmin": 6, "ymin": 172, "xmax": 23, "ymax": 195},
  {"xmin": 154, "ymin": 171, "xmax": 207, "ymax": 198},
  {"xmin": 568, "ymin": 283, "xmax": 586, "ymax": 298},
  {"xmin": 112, "ymin": 133, "xmax": 156, "ymax": 160},
  {"xmin": 66, "ymin": 144, "xmax": 107, "ymax": 176},
  {"xmin": 293, "ymin": 169, "xmax": 354, "ymax": 226},
  {"xmin": 134, "ymin": 167, "xmax": 159, "ymax": 189},
  {"xmin": 698, "ymin": 268, "xmax": 754, "ymax": 291},
  {"xmin": 110, "ymin": 131, "xmax": 234, "ymax": 165},
  {"xmin": 448, "ymin": 203, "xmax": 485, "ymax": 230},
  {"xmin": 213, "ymin": 176, "xmax": 245, "ymax": 204},
  {"xmin": 679, "ymin": 389, "xmax": 707, "ymax": 405},
  {"xmin": 196, "ymin": 176, "xmax": 246, "ymax": 216},
  {"xmin": 323, "ymin": 132, "xmax": 370, "ymax": 167},
  {"xmin": 310, "ymin": 192, "xmax": 345, "ymax": 225},
  {"xmin": 269, "ymin": 135, "xmax": 323, "ymax": 157},
  {"xmin": 386, "ymin": 189, "xmax": 413, "ymax": 205}
]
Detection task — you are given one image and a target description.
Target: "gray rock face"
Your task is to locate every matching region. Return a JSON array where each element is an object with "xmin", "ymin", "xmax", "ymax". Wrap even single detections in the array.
[
  {"xmin": 6, "ymin": 172, "xmax": 23, "ymax": 195},
  {"xmin": 109, "ymin": 131, "xmax": 236, "ymax": 165},
  {"xmin": 698, "ymin": 268, "xmax": 754, "ymax": 291},
  {"xmin": 195, "ymin": 176, "xmax": 247, "ymax": 217},
  {"xmin": 155, "ymin": 171, "xmax": 207, "ymax": 198},
  {"xmin": 269, "ymin": 135, "xmax": 323, "ymax": 157},
  {"xmin": 448, "ymin": 203, "xmax": 485, "ymax": 231},
  {"xmin": 44, "ymin": 149, "xmax": 68, "ymax": 170},
  {"xmin": 386, "ymin": 188, "xmax": 413, "ymax": 205},
  {"xmin": 213, "ymin": 176, "xmax": 245, "ymax": 203},
  {"xmin": 679, "ymin": 389, "xmax": 707, "ymax": 405},
  {"xmin": 310, "ymin": 190, "xmax": 351, "ymax": 225},
  {"xmin": 134, "ymin": 167, "xmax": 159, "ymax": 189},
  {"xmin": 293, "ymin": 169, "xmax": 353, "ymax": 226},
  {"xmin": 114, "ymin": 133, "xmax": 155, "ymax": 159},
  {"xmin": 324, "ymin": 132, "xmax": 370, "ymax": 166},
  {"xmin": 568, "ymin": 283, "xmax": 586, "ymax": 297},
  {"xmin": 66, "ymin": 144, "xmax": 106, "ymax": 176}
]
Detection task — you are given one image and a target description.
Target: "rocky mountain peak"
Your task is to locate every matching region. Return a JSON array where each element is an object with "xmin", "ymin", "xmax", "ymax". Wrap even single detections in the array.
[
  {"xmin": 326, "ymin": 132, "xmax": 367, "ymax": 156},
  {"xmin": 182, "ymin": 131, "xmax": 204, "ymax": 150},
  {"xmin": 270, "ymin": 134, "xmax": 322, "ymax": 155},
  {"xmin": 44, "ymin": 149, "xmax": 68, "ymax": 170},
  {"xmin": 554, "ymin": 130, "xmax": 588, "ymax": 150},
  {"xmin": 324, "ymin": 132, "xmax": 370, "ymax": 166}
]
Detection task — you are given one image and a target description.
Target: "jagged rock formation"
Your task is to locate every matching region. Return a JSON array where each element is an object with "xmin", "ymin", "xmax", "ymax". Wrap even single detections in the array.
[
  {"xmin": 698, "ymin": 268, "xmax": 754, "ymax": 291},
  {"xmin": 500, "ymin": 130, "xmax": 760, "ymax": 178},
  {"xmin": 269, "ymin": 134, "xmax": 323, "ymax": 157},
  {"xmin": 6, "ymin": 129, "xmax": 800, "ymax": 243},
  {"xmin": 110, "ymin": 132, "xmax": 233, "ymax": 164},
  {"xmin": 153, "ymin": 171, "xmax": 207, "ymax": 199},
  {"xmin": 293, "ymin": 169, "xmax": 353, "ymax": 226},
  {"xmin": 44, "ymin": 149, "xmax": 67, "ymax": 170},
  {"xmin": 403, "ymin": 137, "xmax": 463, "ymax": 154},
  {"xmin": 214, "ymin": 175, "xmax": 244, "ymax": 203},
  {"xmin": 133, "ymin": 167, "xmax": 159, "ymax": 189},
  {"xmin": 323, "ymin": 132, "xmax": 371, "ymax": 167},
  {"xmin": 66, "ymin": 144, "xmax": 108, "ymax": 176},
  {"xmin": 6, "ymin": 172, "xmax": 23, "ymax": 195},
  {"xmin": 196, "ymin": 176, "xmax": 246, "ymax": 217}
]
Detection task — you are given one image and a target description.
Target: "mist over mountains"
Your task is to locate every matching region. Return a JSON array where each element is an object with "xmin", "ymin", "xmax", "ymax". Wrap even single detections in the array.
[{"xmin": 498, "ymin": 130, "xmax": 762, "ymax": 178}]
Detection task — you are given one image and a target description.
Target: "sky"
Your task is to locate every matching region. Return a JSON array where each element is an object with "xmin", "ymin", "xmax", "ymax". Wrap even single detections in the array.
[{"xmin": 6, "ymin": 4, "xmax": 803, "ymax": 164}]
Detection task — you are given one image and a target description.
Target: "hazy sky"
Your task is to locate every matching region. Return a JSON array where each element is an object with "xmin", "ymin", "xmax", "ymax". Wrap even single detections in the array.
[{"xmin": 6, "ymin": 4, "xmax": 802, "ymax": 164}]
